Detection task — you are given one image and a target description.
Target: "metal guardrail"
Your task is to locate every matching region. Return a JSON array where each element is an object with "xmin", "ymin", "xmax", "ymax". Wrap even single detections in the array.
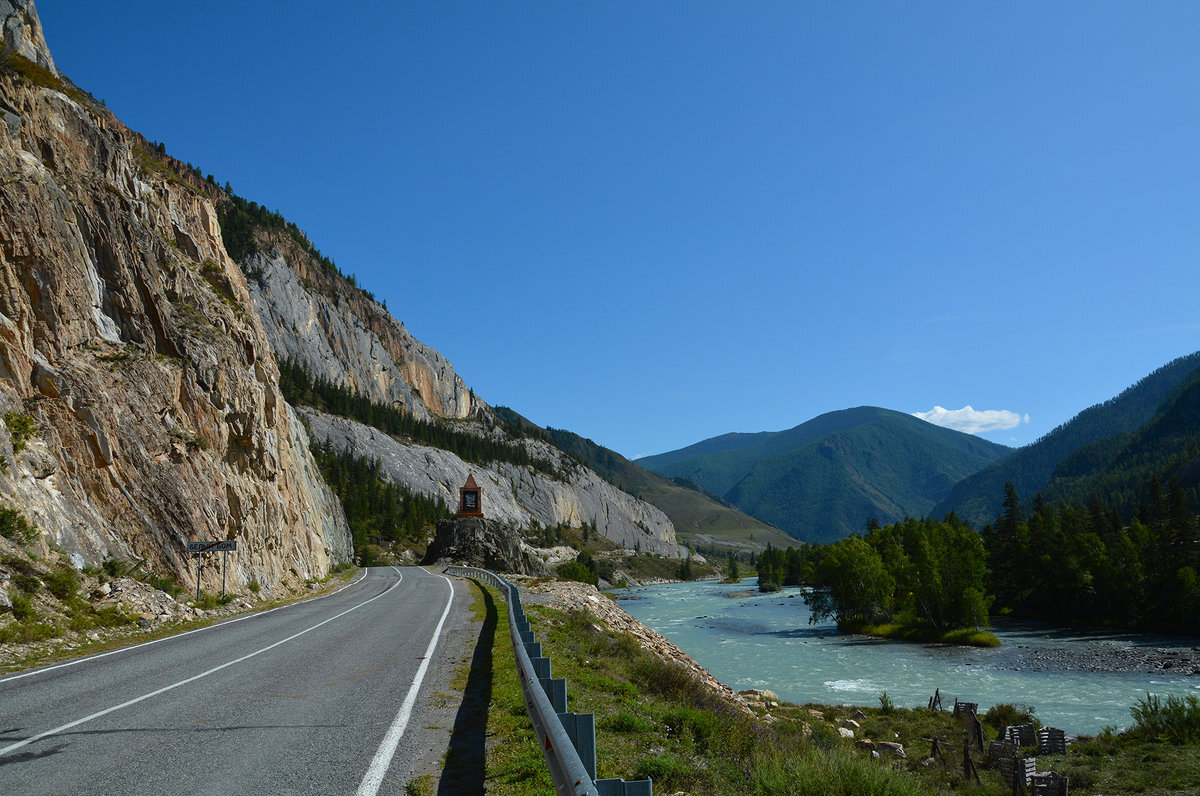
[{"xmin": 445, "ymin": 566, "xmax": 652, "ymax": 796}]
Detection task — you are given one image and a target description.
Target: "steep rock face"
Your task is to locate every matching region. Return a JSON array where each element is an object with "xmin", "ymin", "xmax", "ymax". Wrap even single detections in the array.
[
  {"xmin": 0, "ymin": 49, "xmax": 351, "ymax": 590},
  {"xmin": 302, "ymin": 409, "xmax": 683, "ymax": 557},
  {"xmin": 245, "ymin": 249, "xmax": 480, "ymax": 423},
  {"xmin": 1, "ymin": 1, "xmax": 56, "ymax": 76}
]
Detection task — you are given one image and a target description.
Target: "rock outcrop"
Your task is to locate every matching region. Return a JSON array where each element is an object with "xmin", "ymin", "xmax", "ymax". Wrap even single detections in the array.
[
  {"xmin": 0, "ymin": 14, "xmax": 351, "ymax": 592},
  {"xmin": 302, "ymin": 408, "xmax": 684, "ymax": 557},
  {"xmin": 1, "ymin": 1, "xmax": 56, "ymax": 76},
  {"xmin": 245, "ymin": 249, "xmax": 480, "ymax": 423},
  {"xmin": 422, "ymin": 517, "xmax": 549, "ymax": 576},
  {"xmin": 241, "ymin": 232, "xmax": 685, "ymax": 559}
]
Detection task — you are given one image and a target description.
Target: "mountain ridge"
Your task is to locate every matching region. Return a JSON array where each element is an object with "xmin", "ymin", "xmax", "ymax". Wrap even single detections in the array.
[
  {"xmin": 932, "ymin": 351, "xmax": 1200, "ymax": 527},
  {"xmin": 641, "ymin": 407, "xmax": 1011, "ymax": 542}
]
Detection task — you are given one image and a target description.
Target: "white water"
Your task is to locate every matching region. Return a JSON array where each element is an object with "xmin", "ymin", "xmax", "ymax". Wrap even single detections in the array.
[{"xmin": 616, "ymin": 578, "xmax": 1200, "ymax": 735}]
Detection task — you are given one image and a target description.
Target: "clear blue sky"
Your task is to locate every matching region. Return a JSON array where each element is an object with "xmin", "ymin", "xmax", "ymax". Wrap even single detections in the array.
[{"xmin": 40, "ymin": 1, "xmax": 1200, "ymax": 459}]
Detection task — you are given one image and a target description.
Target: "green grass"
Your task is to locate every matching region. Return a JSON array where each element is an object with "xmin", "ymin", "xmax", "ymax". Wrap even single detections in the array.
[
  {"xmin": 476, "ymin": 587, "xmax": 1200, "ymax": 794},
  {"xmin": 482, "ymin": 598, "xmax": 927, "ymax": 794},
  {"xmin": 848, "ymin": 621, "xmax": 1001, "ymax": 648}
]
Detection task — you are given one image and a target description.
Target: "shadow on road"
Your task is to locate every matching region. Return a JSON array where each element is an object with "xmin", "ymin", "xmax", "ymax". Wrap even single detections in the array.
[{"xmin": 438, "ymin": 581, "xmax": 496, "ymax": 794}]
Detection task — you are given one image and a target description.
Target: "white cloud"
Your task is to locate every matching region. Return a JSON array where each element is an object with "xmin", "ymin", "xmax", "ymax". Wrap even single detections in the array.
[{"xmin": 912, "ymin": 405, "xmax": 1028, "ymax": 435}]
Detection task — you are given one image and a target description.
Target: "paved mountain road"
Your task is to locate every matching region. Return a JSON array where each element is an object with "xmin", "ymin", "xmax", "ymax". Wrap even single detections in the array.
[{"xmin": 0, "ymin": 566, "xmax": 482, "ymax": 795}]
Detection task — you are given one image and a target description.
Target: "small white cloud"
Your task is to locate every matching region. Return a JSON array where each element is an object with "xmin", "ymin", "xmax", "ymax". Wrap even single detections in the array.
[{"xmin": 912, "ymin": 405, "xmax": 1028, "ymax": 435}]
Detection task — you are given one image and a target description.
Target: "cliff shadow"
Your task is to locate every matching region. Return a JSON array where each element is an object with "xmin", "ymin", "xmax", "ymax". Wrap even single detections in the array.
[{"xmin": 438, "ymin": 580, "xmax": 497, "ymax": 795}]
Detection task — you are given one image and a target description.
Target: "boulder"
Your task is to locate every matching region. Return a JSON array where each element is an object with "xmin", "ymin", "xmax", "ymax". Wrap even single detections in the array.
[
  {"xmin": 422, "ymin": 517, "xmax": 549, "ymax": 576},
  {"xmin": 877, "ymin": 741, "xmax": 906, "ymax": 759}
]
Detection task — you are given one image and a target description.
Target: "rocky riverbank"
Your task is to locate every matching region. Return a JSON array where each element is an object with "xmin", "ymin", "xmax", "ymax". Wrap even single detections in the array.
[{"xmin": 514, "ymin": 577, "xmax": 755, "ymax": 716}]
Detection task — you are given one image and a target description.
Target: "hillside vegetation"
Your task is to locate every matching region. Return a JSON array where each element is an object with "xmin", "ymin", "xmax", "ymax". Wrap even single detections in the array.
[
  {"xmin": 933, "ymin": 352, "xmax": 1200, "ymax": 527},
  {"xmin": 493, "ymin": 407, "xmax": 794, "ymax": 551},
  {"xmin": 642, "ymin": 408, "xmax": 1010, "ymax": 543}
]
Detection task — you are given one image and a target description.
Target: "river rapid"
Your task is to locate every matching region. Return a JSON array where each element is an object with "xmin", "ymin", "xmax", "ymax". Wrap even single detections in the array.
[{"xmin": 615, "ymin": 578, "xmax": 1200, "ymax": 735}]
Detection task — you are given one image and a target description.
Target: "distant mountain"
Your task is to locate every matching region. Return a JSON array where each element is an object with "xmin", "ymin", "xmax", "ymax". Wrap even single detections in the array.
[
  {"xmin": 1038, "ymin": 363, "xmax": 1200, "ymax": 515},
  {"xmin": 493, "ymin": 408, "xmax": 796, "ymax": 552},
  {"xmin": 640, "ymin": 407, "xmax": 1011, "ymax": 543},
  {"xmin": 932, "ymin": 352, "xmax": 1200, "ymax": 528}
]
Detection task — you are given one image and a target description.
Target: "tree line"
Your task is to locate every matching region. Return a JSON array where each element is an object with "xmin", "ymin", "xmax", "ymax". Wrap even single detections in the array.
[
  {"xmin": 986, "ymin": 478, "xmax": 1199, "ymax": 634},
  {"xmin": 279, "ymin": 359, "xmax": 564, "ymax": 479},
  {"xmin": 310, "ymin": 441, "xmax": 450, "ymax": 561},
  {"xmin": 758, "ymin": 476, "xmax": 1200, "ymax": 636}
]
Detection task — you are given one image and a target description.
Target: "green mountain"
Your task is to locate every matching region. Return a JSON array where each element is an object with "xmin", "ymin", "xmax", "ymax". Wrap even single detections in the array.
[
  {"xmin": 640, "ymin": 407, "xmax": 1011, "ymax": 543},
  {"xmin": 932, "ymin": 351, "xmax": 1200, "ymax": 528},
  {"xmin": 1038, "ymin": 363, "xmax": 1200, "ymax": 515},
  {"xmin": 492, "ymin": 407, "xmax": 796, "ymax": 552}
]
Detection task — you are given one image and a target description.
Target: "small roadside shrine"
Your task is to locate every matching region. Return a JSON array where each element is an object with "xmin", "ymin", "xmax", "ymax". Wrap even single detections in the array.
[{"xmin": 458, "ymin": 473, "xmax": 483, "ymax": 518}]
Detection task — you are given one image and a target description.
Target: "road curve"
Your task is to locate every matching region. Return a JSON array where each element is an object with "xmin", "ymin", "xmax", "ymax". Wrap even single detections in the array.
[{"xmin": 0, "ymin": 566, "xmax": 479, "ymax": 795}]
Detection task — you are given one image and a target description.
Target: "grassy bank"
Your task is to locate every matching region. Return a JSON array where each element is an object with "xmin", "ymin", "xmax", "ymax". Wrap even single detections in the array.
[
  {"xmin": 843, "ymin": 620, "xmax": 1002, "ymax": 648},
  {"xmin": 473, "ymin": 582, "xmax": 1200, "ymax": 794},
  {"xmin": 477, "ymin": 583, "xmax": 927, "ymax": 794}
]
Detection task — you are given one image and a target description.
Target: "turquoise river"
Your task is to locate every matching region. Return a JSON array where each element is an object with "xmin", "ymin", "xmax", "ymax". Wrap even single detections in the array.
[{"xmin": 615, "ymin": 578, "xmax": 1200, "ymax": 735}]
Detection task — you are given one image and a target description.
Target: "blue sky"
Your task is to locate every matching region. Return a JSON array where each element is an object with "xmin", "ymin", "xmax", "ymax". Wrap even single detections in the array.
[{"xmin": 40, "ymin": 1, "xmax": 1200, "ymax": 459}]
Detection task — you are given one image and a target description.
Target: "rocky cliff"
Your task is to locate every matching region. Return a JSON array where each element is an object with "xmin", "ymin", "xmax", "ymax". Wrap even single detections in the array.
[
  {"xmin": 0, "ymin": 3, "xmax": 351, "ymax": 591},
  {"xmin": 1, "ymin": 1, "xmax": 54, "ymax": 76},
  {"xmin": 302, "ymin": 409, "xmax": 683, "ymax": 557},
  {"xmin": 239, "ymin": 190, "xmax": 684, "ymax": 559},
  {"xmin": 245, "ymin": 248, "xmax": 480, "ymax": 424}
]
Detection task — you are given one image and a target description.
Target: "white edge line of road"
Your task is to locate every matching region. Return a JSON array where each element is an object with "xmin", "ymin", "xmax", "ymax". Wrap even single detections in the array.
[
  {"xmin": 0, "ymin": 567, "xmax": 370, "ymax": 686},
  {"xmin": 356, "ymin": 572, "xmax": 455, "ymax": 796},
  {"xmin": 0, "ymin": 568, "xmax": 401, "ymax": 759}
]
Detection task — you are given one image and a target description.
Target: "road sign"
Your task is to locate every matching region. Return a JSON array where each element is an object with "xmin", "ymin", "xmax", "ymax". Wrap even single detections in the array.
[{"xmin": 187, "ymin": 540, "xmax": 237, "ymax": 553}]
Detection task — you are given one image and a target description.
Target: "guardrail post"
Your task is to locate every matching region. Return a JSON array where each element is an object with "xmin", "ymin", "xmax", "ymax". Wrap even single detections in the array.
[
  {"xmin": 557, "ymin": 712, "xmax": 597, "ymax": 780},
  {"xmin": 596, "ymin": 779, "xmax": 653, "ymax": 796},
  {"xmin": 529, "ymin": 656, "xmax": 551, "ymax": 680},
  {"xmin": 541, "ymin": 677, "xmax": 567, "ymax": 713}
]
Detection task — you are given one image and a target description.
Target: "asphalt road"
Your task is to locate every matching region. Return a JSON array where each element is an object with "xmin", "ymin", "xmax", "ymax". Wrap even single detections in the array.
[{"xmin": 0, "ymin": 566, "xmax": 481, "ymax": 795}]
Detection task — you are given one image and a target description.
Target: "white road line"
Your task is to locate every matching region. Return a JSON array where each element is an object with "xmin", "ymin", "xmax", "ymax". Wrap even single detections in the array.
[
  {"xmin": 0, "ymin": 567, "xmax": 369, "ymax": 686},
  {"xmin": 0, "ymin": 569, "xmax": 402, "ymax": 758},
  {"xmin": 356, "ymin": 573, "xmax": 455, "ymax": 796}
]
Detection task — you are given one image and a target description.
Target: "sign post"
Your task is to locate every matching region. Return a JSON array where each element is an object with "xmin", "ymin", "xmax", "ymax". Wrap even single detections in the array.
[{"xmin": 187, "ymin": 541, "xmax": 238, "ymax": 603}]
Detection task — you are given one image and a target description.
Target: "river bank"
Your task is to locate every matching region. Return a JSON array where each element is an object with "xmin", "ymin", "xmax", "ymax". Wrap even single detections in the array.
[
  {"xmin": 612, "ymin": 578, "xmax": 1200, "ymax": 735},
  {"xmin": 502, "ymin": 576, "xmax": 1200, "ymax": 794}
]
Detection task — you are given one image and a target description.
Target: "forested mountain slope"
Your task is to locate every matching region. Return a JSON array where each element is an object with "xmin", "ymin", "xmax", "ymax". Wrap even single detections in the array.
[
  {"xmin": 493, "ymin": 408, "xmax": 796, "ymax": 551},
  {"xmin": 1038, "ymin": 363, "xmax": 1200, "ymax": 515},
  {"xmin": 642, "ymin": 407, "xmax": 1010, "ymax": 543},
  {"xmin": 933, "ymin": 352, "xmax": 1200, "ymax": 528}
]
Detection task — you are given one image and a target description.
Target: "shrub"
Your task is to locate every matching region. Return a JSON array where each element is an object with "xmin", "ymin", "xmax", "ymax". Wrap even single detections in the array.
[
  {"xmin": 3, "ymin": 411, "xmax": 38, "ymax": 453},
  {"xmin": 983, "ymin": 702, "xmax": 1039, "ymax": 731},
  {"xmin": 43, "ymin": 567, "xmax": 79, "ymax": 601},
  {"xmin": 556, "ymin": 560, "xmax": 597, "ymax": 586},
  {"xmin": 10, "ymin": 591, "xmax": 36, "ymax": 622},
  {"xmin": 0, "ymin": 506, "xmax": 38, "ymax": 544},
  {"xmin": 879, "ymin": 690, "xmax": 895, "ymax": 714},
  {"xmin": 1130, "ymin": 692, "xmax": 1200, "ymax": 745}
]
